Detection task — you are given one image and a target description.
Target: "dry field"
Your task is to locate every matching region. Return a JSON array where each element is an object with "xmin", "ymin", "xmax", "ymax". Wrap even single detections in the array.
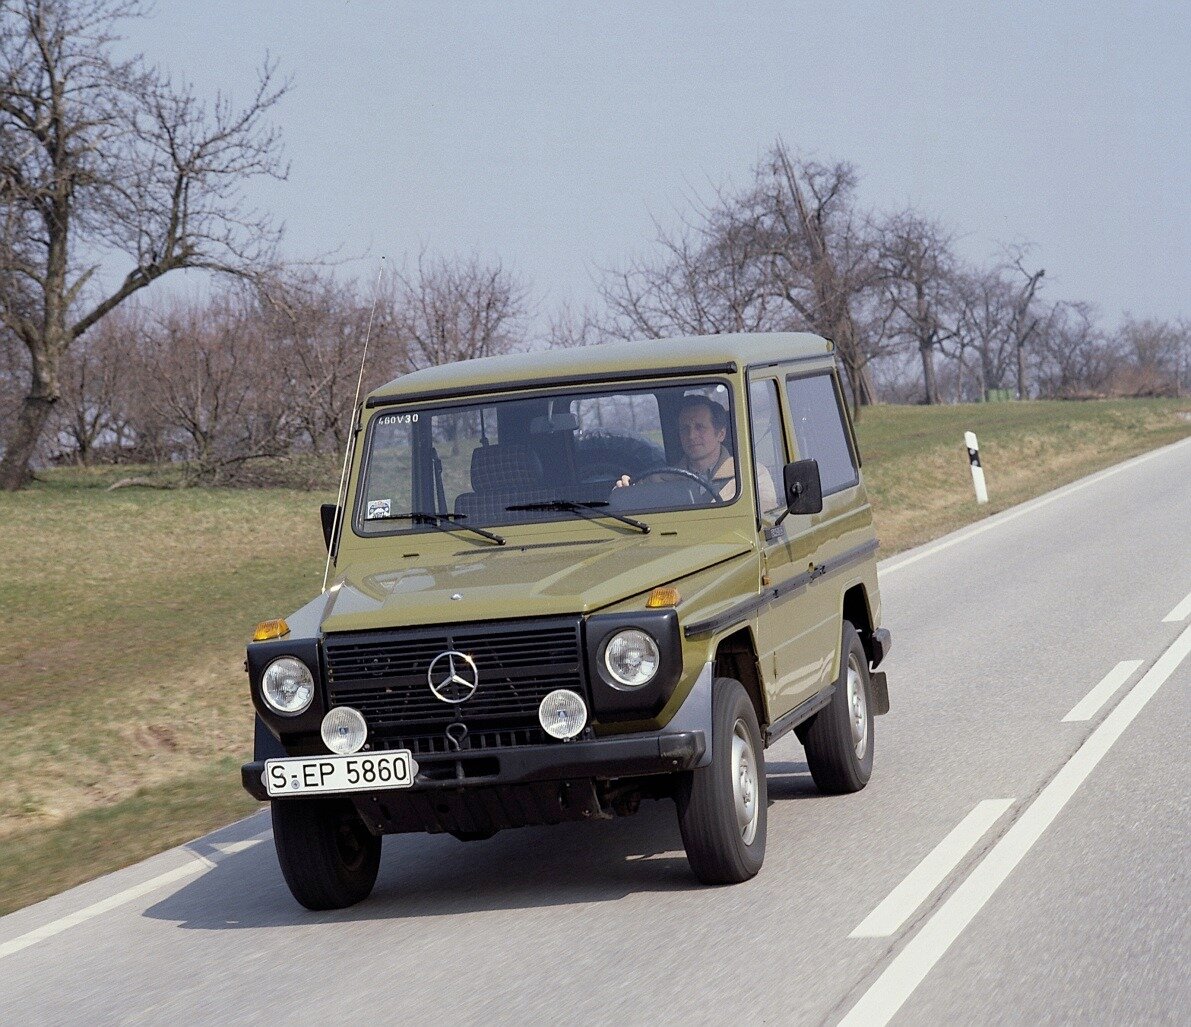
[{"xmin": 0, "ymin": 398, "xmax": 1187, "ymax": 913}]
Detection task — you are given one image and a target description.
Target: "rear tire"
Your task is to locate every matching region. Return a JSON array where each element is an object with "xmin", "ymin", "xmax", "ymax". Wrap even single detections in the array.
[
  {"xmin": 803, "ymin": 622, "xmax": 874, "ymax": 794},
  {"xmin": 676, "ymin": 677, "xmax": 767, "ymax": 884},
  {"xmin": 271, "ymin": 798, "xmax": 381, "ymax": 910}
]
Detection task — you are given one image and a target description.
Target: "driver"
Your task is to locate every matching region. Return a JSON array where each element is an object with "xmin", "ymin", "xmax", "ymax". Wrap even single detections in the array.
[{"xmin": 615, "ymin": 394, "xmax": 777, "ymax": 508}]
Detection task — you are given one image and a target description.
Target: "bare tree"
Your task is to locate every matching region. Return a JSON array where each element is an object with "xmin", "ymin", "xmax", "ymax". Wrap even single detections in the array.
[
  {"xmin": 0, "ymin": 0, "xmax": 288, "ymax": 488},
  {"xmin": 387, "ymin": 252, "xmax": 528, "ymax": 371},
  {"xmin": 546, "ymin": 301, "xmax": 611, "ymax": 349},
  {"xmin": 876, "ymin": 211, "xmax": 959, "ymax": 405},
  {"xmin": 1004, "ymin": 249, "xmax": 1045, "ymax": 399},
  {"xmin": 600, "ymin": 201, "xmax": 777, "ymax": 340},
  {"xmin": 258, "ymin": 272, "xmax": 396, "ymax": 453},
  {"xmin": 1111, "ymin": 315, "xmax": 1188, "ymax": 397},
  {"xmin": 1032, "ymin": 301, "xmax": 1112, "ymax": 398},
  {"xmin": 53, "ymin": 301, "xmax": 139, "ymax": 462},
  {"xmin": 948, "ymin": 254, "xmax": 1046, "ymax": 401},
  {"xmin": 754, "ymin": 143, "xmax": 881, "ymax": 411},
  {"xmin": 598, "ymin": 142, "xmax": 886, "ymax": 412},
  {"xmin": 139, "ymin": 291, "xmax": 293, "ymax": 481}
]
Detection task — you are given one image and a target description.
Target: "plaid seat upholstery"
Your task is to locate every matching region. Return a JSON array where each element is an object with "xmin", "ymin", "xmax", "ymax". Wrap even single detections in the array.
[
  {"xmin": 455, "ymin": 443, "xmax": 553, "ymax": 523},
  {"xmin": 470, "ymin": 444, "xmax": 544, "ymax": 491}
]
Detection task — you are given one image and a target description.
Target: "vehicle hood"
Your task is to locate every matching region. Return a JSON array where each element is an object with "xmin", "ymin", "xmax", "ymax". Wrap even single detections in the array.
[{"xmin": 318, "ymin": 532, "xmax": 753, "ymax": 633}]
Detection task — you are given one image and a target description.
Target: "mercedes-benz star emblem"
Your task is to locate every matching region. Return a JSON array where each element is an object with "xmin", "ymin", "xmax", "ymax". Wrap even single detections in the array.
[{"xmin": 427, "ymin": 650, "xmax": 479, "ymax": 703}]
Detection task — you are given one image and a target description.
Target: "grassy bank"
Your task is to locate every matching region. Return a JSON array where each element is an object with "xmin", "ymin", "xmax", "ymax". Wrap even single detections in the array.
[
  {"xmin": 0, "ymin": 398, "xmax": 1187, "ymax": 915},
  {"xmin": 855, "ymin": 398, "xmax": 1190, "ymax": 553}
]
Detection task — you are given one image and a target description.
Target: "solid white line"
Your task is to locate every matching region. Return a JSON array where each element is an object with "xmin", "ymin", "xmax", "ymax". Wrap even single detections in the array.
[
  {"xmin": 1163, "ymin": 590, "xmax": 1191, "ymax": 623},
  {"xmin": 850, "ymin": 799, "xmax": 1014, "ymax": 939},
  {"xmin": 209, "ymin": 838, "xmax": 266, "ymax": 856},
  {"xmin": 0, "ymin": 858, "xmax": 209, "ymax": 961},
  {"xmin": 880, "ymin": 438, "xmax": 1190, "ymax": 577},
  {"xmin": 839, "ymin": 623, "xmax": 1191, "ymax": 1027},
  {"xmin": 1062, "ymin": 660, "xmax": 1143, "ymax": 722}
]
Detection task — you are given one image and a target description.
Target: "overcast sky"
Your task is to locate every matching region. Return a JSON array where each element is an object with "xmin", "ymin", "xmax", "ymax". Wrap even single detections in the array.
[{"xmin": 122, "ymin": 1, "xmax": 1190, "ymax": 326}]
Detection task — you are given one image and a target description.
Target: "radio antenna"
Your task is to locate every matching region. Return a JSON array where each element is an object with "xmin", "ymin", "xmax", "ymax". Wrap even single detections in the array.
[{"xmin": 323, "ymin": 258, "xmax": 386, "ymax": 592}]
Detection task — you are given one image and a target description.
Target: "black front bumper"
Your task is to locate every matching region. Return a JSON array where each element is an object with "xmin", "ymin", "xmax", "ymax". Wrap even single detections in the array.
[{"xmin": 240, "ymin": 729, "xmax": 706, "ymax": 802}]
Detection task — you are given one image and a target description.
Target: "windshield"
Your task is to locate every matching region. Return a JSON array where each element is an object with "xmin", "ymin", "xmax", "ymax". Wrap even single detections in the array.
[{"xmin": 354, "ymin": 380, "xmax": 738, "ymax": 536}]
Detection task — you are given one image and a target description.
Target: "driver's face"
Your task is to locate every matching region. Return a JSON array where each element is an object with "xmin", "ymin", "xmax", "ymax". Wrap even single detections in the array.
[{"xmin": 678, "ymin": 406, "xmax": 726, "ymax": 468}]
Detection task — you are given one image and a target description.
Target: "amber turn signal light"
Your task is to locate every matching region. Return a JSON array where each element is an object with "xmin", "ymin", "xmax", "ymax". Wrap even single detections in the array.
[
  {"xmin": 253, "ymin": 618, "xmax": 291, "ymax": 641},
  {"xmin": 646, "ymin": 587, "xmax": 680, "ymax": 608}
]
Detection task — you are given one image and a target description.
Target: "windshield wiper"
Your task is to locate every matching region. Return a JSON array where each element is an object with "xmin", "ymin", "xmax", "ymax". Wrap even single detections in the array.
[
  {"xmin": 368, "ymin": 511, "xmax": 506, "ymax": 546},
  {"xmin": 505, "ymin": 500, "xmax": 650, "ymax": 535}
]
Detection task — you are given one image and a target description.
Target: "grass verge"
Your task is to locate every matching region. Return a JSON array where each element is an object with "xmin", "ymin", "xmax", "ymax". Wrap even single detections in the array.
[
  {"xmin": 0, "ymin": 398, "xmax": 1187, "ymax": 914},
  {"xmin": 0, "ymin": 758, "xmax": 258, "ymax": 917}
]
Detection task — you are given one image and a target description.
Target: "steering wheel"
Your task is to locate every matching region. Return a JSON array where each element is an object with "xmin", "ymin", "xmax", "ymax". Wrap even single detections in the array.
[{"xmin": 633, "ymin": 465, "xmax": 722, "ymax": 503}]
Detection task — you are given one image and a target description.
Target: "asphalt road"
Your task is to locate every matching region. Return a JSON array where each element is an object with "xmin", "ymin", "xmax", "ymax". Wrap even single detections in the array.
[{"xmin": 2, "ymin": 438, "xmax": 1188, "ymax": 1026}]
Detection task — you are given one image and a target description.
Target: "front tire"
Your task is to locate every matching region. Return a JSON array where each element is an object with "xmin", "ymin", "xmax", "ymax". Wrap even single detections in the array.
[
  {"xmin": 676, "ymin": 677, "xmax": 767, "ymax": 884},
  {"xmin": 803, "ymin": 622, "xmax": 874, "ymax": 794},
  {"xmin": 271, "ymin": 797, "xmax": 381, "ymax": 910}
]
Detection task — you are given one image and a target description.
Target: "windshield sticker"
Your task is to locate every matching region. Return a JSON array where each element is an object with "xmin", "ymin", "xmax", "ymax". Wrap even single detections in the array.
[{"xmin": 366, "ymin": 499, "xmax": 391, "ymax": 520}]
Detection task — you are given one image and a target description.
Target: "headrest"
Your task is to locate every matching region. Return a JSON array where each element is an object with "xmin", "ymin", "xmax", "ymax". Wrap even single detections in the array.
[
  {"xmin": 470, "ymin": 444, "xmax": 544, "ymax": 492},
  {"xmin": 530, "ymin": 412, "xmax": 580, "ymax": 434}
]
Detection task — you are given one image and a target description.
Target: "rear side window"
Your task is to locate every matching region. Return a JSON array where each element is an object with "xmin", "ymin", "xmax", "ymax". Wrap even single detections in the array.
[{"xmin": 785, "ymin": 373, "xmax": 858, "ymax": 495}]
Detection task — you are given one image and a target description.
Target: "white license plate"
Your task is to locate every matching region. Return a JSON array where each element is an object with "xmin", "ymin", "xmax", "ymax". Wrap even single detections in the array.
[{"xmin": 264, "ymin": 751, "xmax": 419, "ymax": 797}]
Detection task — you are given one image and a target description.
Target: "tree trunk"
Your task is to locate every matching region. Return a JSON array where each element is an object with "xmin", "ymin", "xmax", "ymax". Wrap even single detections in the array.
[
  {"xmin": 0, "ymin": 394, "xmax": 56, "ymax": 489},
  {"xmin": 920, "ymin": 342, "xmax": 941, "ymax": 404},
  {"xmin": 857, "ymin": 363, "xmax": 878, "ymax": 406},
  {"xmin": 1, "ymin": 324, "xmax": 67, "ymax": 489},
  {"xmin": 1016, "ymin": 340, "xmax": 1028, "ymax": 400}
]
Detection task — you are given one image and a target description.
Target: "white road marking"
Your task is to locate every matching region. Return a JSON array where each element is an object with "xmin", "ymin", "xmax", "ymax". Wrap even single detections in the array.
[
  {"xmin": 880, "ymin": 438, "xmax": 1189, "ymax": 577},
  {"xmin": 1062, "ymin": 660, "xmax": 1143, "ymax": 722},
  {"xmin": 0, "ymin": 827, "xmax": 272, "ymax": 961},
  {"xmin": 209, "ymin": 839, "xmax": 265, "ymax": 856},
  {"xmin": 0, "ymin": 859, "xmax": 209, "ymax": 961},
  {"xmin": 849, "ymin": 799, "xmax": 1014, "ymax": 939},
  {"xmin": 1163, "ymin": 590, "xmax": 1191, "ymax": 623},
  {"xmin": 839, "ymin": 623, "xmax": 1191, "ymax": 1027}
]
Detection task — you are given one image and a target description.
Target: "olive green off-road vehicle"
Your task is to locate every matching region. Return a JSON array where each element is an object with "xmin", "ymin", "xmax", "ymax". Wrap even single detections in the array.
[{"xmin": 242, "ymin": 333, "xmax": 891, "ymax": 909}]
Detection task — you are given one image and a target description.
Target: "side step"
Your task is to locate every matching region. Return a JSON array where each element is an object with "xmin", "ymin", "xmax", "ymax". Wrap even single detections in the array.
[{"xmin": 764, "ymin": 685, "xmax": 835, "ymax": 746}]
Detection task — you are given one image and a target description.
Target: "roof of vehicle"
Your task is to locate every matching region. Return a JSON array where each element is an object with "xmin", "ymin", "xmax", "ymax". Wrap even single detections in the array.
[{"xmin": 367, "ymin": 332, "xmax": 835, "ymax": 405}]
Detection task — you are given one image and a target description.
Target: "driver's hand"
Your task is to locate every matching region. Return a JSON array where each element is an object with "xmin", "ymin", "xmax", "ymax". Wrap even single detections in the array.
[{"xmin": 614, "ymin": 475, "xmax": 632, "ymax": 489}]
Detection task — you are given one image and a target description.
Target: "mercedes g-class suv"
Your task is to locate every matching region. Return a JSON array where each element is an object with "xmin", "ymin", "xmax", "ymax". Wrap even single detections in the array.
[{"xmin": 241, "ymin": 333, "xmax": 891, "ymax": 909}]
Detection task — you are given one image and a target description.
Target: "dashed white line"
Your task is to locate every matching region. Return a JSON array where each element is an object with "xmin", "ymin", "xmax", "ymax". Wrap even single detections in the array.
[
  {"xmin": 839, "ymin": 623, "xmax": 1191, "ymax": 1027},
  {"xmin": 1163, "ymin": 590, "xmax": 1191, "ymax": 623},
  {"xmin": 1062, "ymin": 659, "xmax": 1143, "ymax": 722},
  {"xmin": 849, "ymin": 799, "xmax": 1014, "ymax": 939}
]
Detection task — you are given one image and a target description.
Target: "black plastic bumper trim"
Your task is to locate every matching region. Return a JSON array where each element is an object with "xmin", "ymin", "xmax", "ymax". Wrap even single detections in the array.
[{"xmin": 241, "ymin": 730, "xmax": 707, "ymax": 801}]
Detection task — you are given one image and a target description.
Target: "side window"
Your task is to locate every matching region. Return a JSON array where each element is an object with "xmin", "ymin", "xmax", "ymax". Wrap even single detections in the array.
[
  {"xmin": 784, "ymin": 373, "xmax": 858, "ymax": 495},
  {"xmin": 747, "ymin": 379, "xmax": 785, "ymax": 515}
]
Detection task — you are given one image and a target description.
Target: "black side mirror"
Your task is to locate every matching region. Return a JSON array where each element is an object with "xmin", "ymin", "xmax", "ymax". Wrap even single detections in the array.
[
  {"xmin": 320, "ymin": 503, "xmax": 341, "ymax": 552},
  {"xmin": 777, "ymin": 459, "xmax": 823, "ymax": 522}
]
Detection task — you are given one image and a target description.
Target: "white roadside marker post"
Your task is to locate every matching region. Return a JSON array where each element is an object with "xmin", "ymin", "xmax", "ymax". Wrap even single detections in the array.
[{"xmin": 965, "ymin": 430, "xmax": 988, "ymax": 504}]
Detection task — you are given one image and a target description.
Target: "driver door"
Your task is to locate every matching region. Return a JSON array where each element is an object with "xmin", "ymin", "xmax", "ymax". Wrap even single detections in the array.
[{"xmin": 748, "ymin": 376, "xmax": 826, "ymax": 720}]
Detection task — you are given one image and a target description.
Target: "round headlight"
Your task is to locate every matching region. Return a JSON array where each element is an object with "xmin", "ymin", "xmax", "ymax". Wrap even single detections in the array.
[
  {"xmin": 321, "ymin": 706, "xmax": 367, "ymax": 755},
  {"xmin": 538, "ymin": 689, "xmax": 588, "ymax": 740},
  {"xmin": 602, "ymin": 629, "xmax": 660, "ymax": 688},
  {"xmin": 261, "ymin": 657, "xmax": 315, "ymax": 715}
]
